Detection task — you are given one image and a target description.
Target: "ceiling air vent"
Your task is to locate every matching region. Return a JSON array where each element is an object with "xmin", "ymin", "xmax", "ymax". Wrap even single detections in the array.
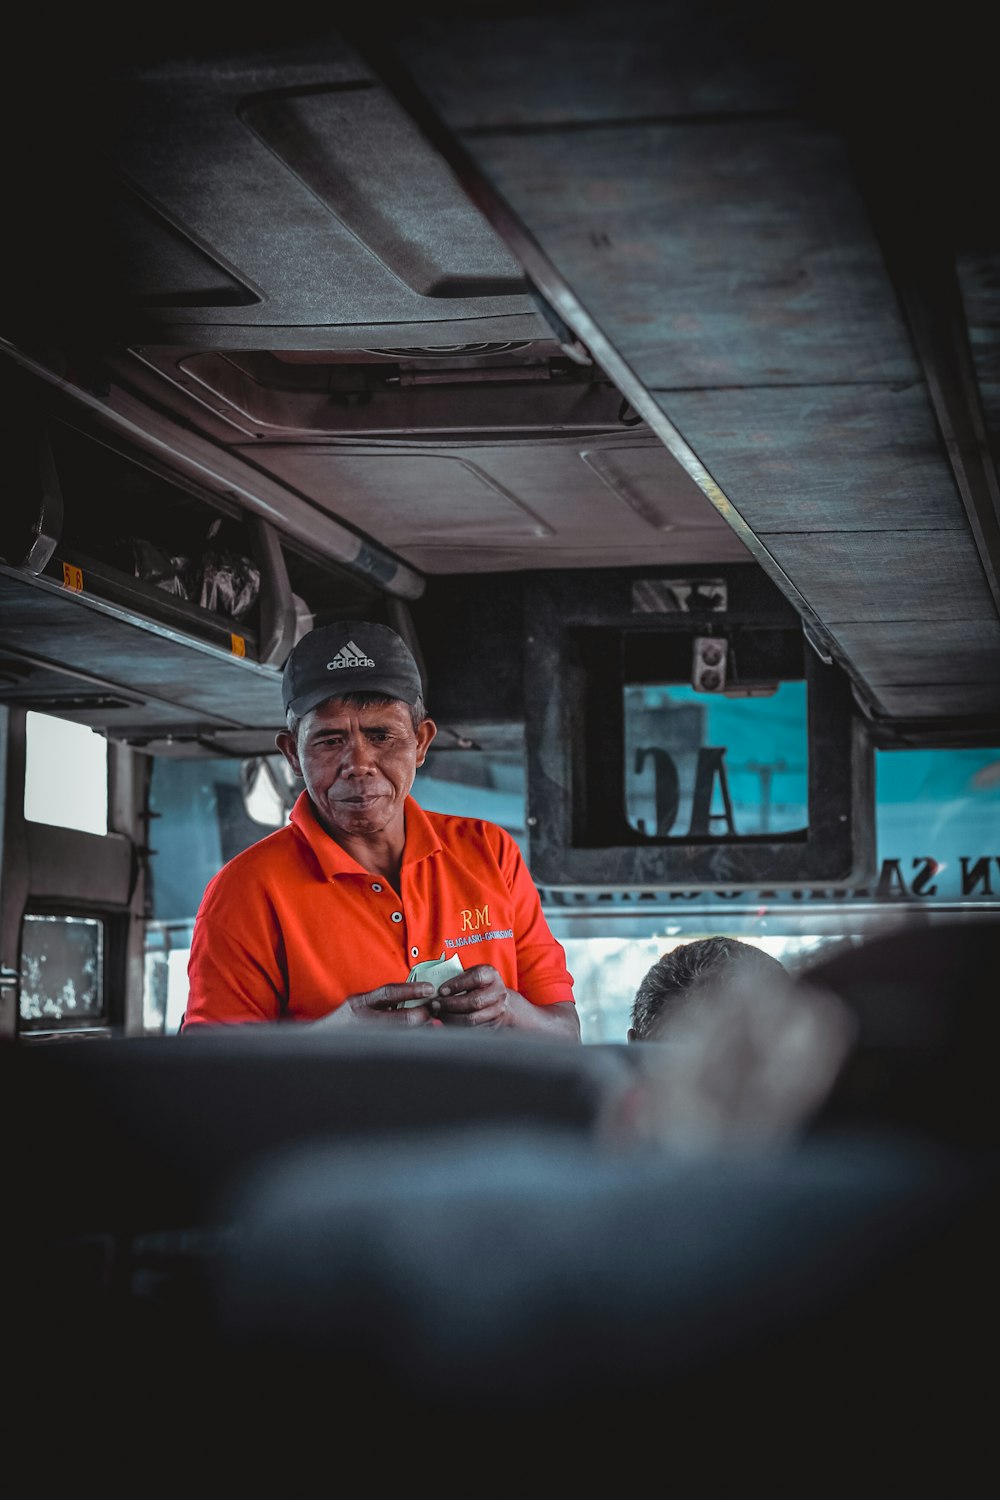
[
  {"xmin": 12, "ymin": 694, "xmax": 144, "ymax": 712},
  {"xmin": 361, "ymin": 341, "xmax": 533, "ymax": 359}
]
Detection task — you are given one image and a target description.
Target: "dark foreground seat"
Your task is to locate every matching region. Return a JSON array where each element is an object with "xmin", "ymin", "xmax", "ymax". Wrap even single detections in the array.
[
  {"xmin": 62, "ymin": 1123, "xmax": 996, "ymax": 1481},
  {"xmin": 7, "ymin": 988, "xmax": 996, "ymax": 1480},
  {"xmin": 209, "ymin": 1124, "xmax": 993, "ymax": 1393},
  {"xmin": 798, "ymin": 917, "xmax": 1000, "ymax": 1150},
  {"xmin": 4, "ymin": 1024, "xmax": 632, "ymax": 1240}
]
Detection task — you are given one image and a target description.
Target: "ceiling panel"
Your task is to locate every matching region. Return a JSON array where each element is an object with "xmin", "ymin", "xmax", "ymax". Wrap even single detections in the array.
[
  {"xmin": 466, "ymin": 121, "xmax": 919, "ymax": 391},
  {"xmin": 1, "ymin": 3, "xmax": 996, "ymax": 745},
  {"xmin": 383, "ymin": 1, "xmax": 1000, "ymax": 735},
  {"xmin": 244, "ymin": 436, "xmax": 752, "ymax": 569},
  {"xmin": 832, "ymin": 621, "xmax": 1000, "ymax": 688},
  {"xmin": 767, "ymin": 532, "xmax": 994, "ymax": 624},
  {"xmin": 662, "ymin": 385, "xmax": 964, "ymax": 535}
]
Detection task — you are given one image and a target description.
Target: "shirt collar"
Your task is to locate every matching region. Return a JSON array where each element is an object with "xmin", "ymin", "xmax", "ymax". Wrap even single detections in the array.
[
  {"xmin": 399, "ymin": 795, "xmax": 443, "ymax": 864},
  {"xmin": 289, "ymin": 790, "xmax": 441, "ymax": 879}
]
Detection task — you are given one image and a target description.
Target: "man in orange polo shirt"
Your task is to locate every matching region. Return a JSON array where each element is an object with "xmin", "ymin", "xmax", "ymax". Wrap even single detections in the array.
[{"xmin": 183, "ymin": 619, "xmax": 579, "ymax": 1039}]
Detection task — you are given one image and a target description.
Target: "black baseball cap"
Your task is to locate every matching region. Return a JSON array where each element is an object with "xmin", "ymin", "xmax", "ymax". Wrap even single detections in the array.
[{"xmin": 282, "ymin": 620, "xmax": 424, "ymax": 717}]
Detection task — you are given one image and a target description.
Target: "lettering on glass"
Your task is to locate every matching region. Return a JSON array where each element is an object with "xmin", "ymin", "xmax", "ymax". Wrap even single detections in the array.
[
  {"xmin": 633, "ymin": 746, "xmax": 736, "ymax": 837},
  {"xmin": 961, "ymin": 857, "xmax": 996, "ymax": 895}
]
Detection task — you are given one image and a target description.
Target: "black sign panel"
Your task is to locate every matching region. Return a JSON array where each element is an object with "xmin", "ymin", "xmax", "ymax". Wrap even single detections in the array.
[{"xmin": 523, "ymin": 568, "xmax": 875, "ymax": 890}]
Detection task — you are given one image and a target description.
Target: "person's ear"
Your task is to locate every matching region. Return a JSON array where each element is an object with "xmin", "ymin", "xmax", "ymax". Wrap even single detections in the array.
[
  {"xmin": 626, "ymin": 1027, "xmax": 638, "ymax": 1043},
  {"xmin": 275, "ymin": 729, "xmax": 303, "ymax": 778},
  {"xmin": 414, "ymin": 716, "xmax": 437, "ymax": 766}
]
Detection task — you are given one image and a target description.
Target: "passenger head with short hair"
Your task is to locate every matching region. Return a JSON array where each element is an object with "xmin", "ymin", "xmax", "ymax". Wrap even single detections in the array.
[{"xmin": 628, "ymin": 936, "xmax": 790, "ymax": 1042}]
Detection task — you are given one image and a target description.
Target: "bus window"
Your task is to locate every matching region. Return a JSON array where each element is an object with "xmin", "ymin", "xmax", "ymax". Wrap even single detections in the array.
[
  {"xmin": 625, "ymin": 681, "xmax": 808, "ymax": 839},
  {"xmin": 139, "ymin": 733, "xmax": 1000, "ymax": 1042},
  {"xmin": 544, "ymin": 742, "xmax": 1000, "ymax": 1040},
  {"xmin": 143, "ymin": 738, "xmax": 530, "ymax": 1032},
  {"xmin": 24, "ymin": 712, "xmax": 108, "ymax": 836}
]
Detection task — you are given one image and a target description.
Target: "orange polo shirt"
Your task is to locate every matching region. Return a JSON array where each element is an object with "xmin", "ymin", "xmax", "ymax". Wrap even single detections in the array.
[{"xmin": 183, "ymin": 791, "xmax": 574, "ymax": 1026}]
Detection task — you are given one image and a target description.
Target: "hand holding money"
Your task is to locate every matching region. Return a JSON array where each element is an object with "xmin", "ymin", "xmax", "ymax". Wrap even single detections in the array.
[{"xmin": 397, "ymin": 951, "xmax": 465, "ymax": 1008}]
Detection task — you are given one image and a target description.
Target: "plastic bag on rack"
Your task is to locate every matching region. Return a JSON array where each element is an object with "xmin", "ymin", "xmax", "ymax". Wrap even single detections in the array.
[
  {"xmin": 122, "ymin": 537, "xmax": 193, "ymax": 599},
  {"xmin": 197, "ymin": 549, "xmax": 260, "ymax": 620}
]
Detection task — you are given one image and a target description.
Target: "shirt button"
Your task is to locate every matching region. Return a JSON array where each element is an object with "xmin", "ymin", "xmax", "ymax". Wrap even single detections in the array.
[
  {"xmin": 391, "ymin": 911, "xmax": 403, "ymax": 923},
  {"xmin": 371, "ymin": 883, "xmax": 382, "ymax": 893},
  {"xmin": 411, "ymin": 946, "xmax": 419, "ymax": 958}
]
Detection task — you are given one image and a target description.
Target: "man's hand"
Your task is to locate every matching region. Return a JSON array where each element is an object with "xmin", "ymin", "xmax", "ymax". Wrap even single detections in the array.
[
  {"xmin": 312, "ymin": 982, "xmax": 437, "ymax": 1029},
  {"xmin": 432, "ymin": 965, "xmax": 581, "ymax": 1040},
  {"xmin": 431, "ymin": 963, "xmax": 509, "ymax": 1029}
]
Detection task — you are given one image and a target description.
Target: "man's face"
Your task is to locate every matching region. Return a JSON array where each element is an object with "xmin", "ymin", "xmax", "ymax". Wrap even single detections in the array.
[{"xmin": 276, "ymin": 698, "xmax": 436, "ymax": 845}]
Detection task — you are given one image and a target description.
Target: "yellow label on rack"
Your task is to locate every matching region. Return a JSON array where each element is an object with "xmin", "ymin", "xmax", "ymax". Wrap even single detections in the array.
[
  {"xmin": 62, "ymin": 562, "xmax": 84, "ymax": 593},
  {"xmin": 230, "ymin": 633, "xmax": 246, "ymax": 658}
]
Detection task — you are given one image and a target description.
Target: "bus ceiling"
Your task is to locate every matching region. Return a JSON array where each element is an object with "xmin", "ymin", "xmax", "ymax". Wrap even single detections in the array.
[{"xmin": 0, "ymin": 3, "xmax": 998, "ymax": 759}]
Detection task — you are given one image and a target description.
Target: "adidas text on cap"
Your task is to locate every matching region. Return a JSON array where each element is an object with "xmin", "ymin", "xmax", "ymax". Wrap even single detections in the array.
[{"xmin": 282, "ymin": 620, "xmax": 424, "ymax": 718}]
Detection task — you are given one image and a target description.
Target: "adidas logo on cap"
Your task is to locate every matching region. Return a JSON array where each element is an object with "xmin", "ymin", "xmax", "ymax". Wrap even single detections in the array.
[
  {"xmin": 283, "ymin": 619, "xmax": 422, "ymax": 714},
  {"xmin": 327, "ymin": 640, "xmax": 376, "ymax": 670}
]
